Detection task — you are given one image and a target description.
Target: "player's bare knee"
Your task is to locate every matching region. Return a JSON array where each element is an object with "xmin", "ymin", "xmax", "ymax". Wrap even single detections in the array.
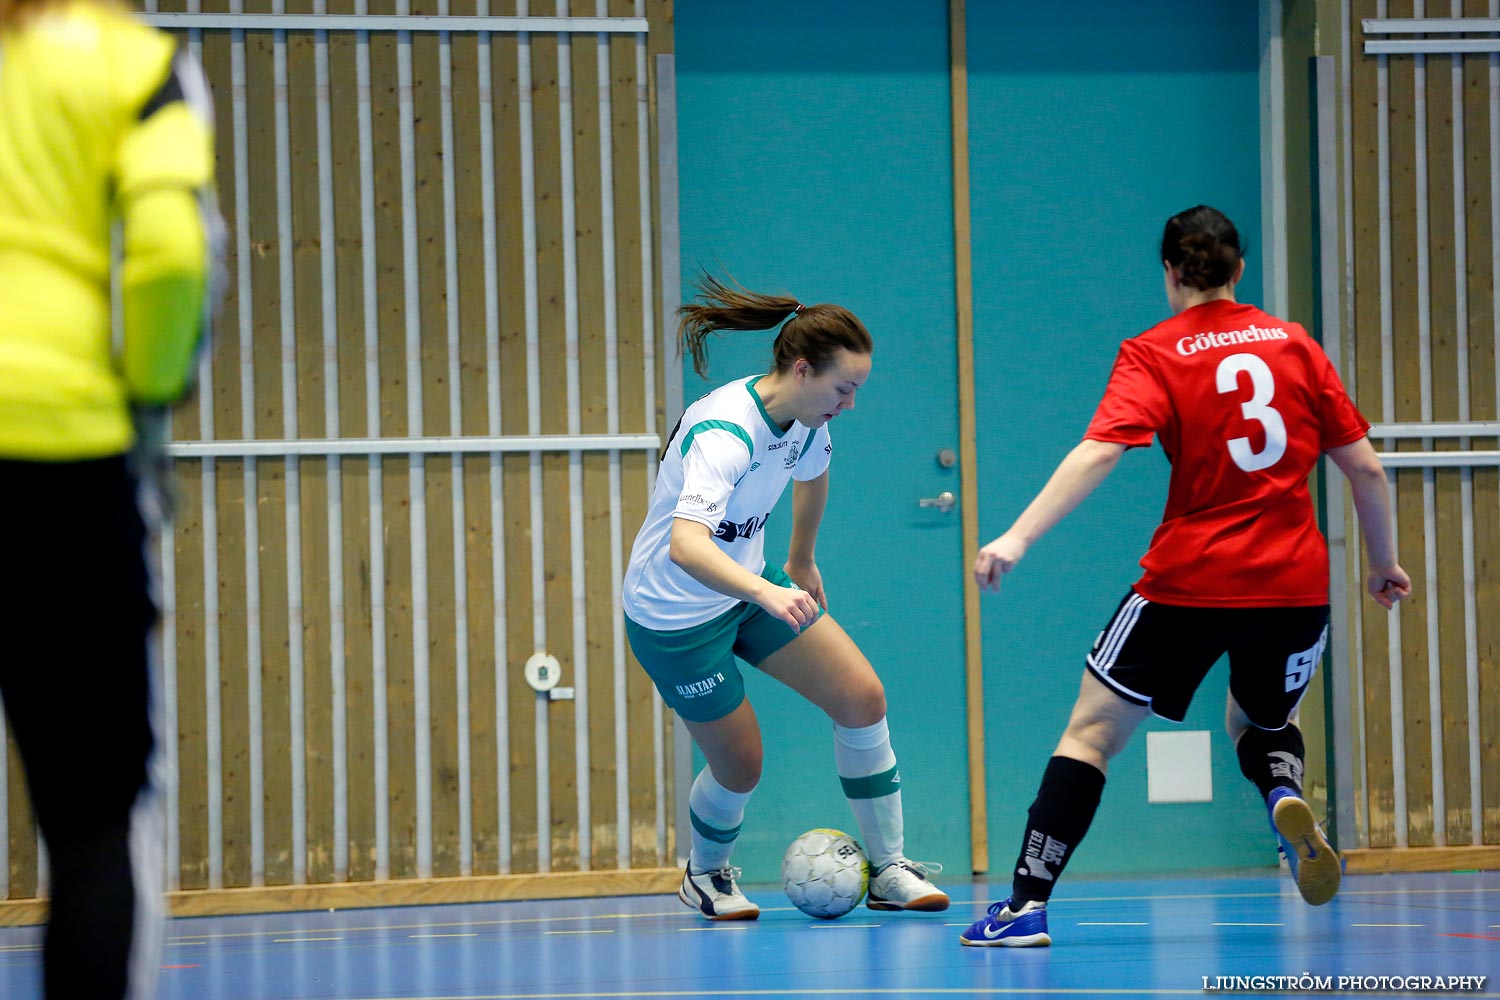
[
  {"xmin": 714, "ymin": 753, "xmax": 762, "ymax": 793},
  {"xmin": 831, "ymin": 678, "xmax": 886, "ymax": 728},
  {"xmin": 1064, "ymin": 719, "xmax": 1127, "ymax": 763},
  {"xmin": 1055, "ymin": 736, "xmax": 1109, "ymax": 772}
]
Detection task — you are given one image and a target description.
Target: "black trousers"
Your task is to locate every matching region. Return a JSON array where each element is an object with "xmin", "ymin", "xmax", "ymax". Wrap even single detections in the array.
[{"xmin": 0, "ymin": 455, "xmax": 158, "ymax": 1000}]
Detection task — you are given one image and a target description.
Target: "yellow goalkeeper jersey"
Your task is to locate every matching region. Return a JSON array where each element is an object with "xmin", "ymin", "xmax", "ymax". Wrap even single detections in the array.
[{"xmin": 0, "ymin": 0, "xmax": 219, "ymax": 459}]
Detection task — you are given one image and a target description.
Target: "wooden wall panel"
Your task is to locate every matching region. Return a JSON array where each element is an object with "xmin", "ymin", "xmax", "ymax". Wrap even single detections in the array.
[
  {"xmin": 646, "ymin": 0, "xmax": 675, "ymax": 866},
  {"xmin": 1462, "ymin": 34, "xmax": 1500, "ymax": 849},
  {"xmin": 1423, "ymin": 44, "xmax": 1471, "ymax": 845},
  {"xmin": 405, "ymin": 14, "xmax": 464, "ymax": 879},
  {"xmin": 158, "ymin": 4, "xmax": 214, "ymax": 897},
  {"xmin": 447, "ymin": 6, "xmax": 502, "ymax": 878},
  {"xmin": 5, "ymin": 5, "xmax": 677, "ymax": 904},
  {"xmin": 226, "ymin": 1, "xmax": 292, "ymax": 889},
  {"xmin": 610, "ymin": 0, "xmax": 658, "ymax": 868},
  {"xmin": 275, "ymin": 1, "xmax": 334, "ymax": 885},
  {"xmin": 204, "ymin": 0, "xmax": 257, "ymax": 890},
  {"xmin": 1382, "ymin": 2, "xmax": 1438, "ymax": 849},
  {"xmin": 1338, "ymin": 2, "xmax": 1500, "ymax": 854},
  {"xmin": 169, "ymin": 420, "xmax": 211, "ymax": 891},
  {"xmin": 530, "ymin": 27, "xmax": 580, "ymax": 872},
  {"xmin": 570, "ymin": 27, "xmax": 615, "ymax": 870},
  {"xmin": 322, "ymin": 11, "xmax": 379, "ymax": 884},
  {"xmin": 5, "ymin": 739, "xmax": 34, "ymax": 898},
  {"xmin": 1349, "ymin": 0, "xmax": 1396, "ymax": 848},
  {"xmin": 494, "ymin": 3, "xmax": 539, "ymax": 875},
  {"xmin": 168, "ymin": 455, "xmax": 210, "ymax": 891},
  {"xmin": 364, "ymin": 0, "xmax": 418, "ymax": 881}
]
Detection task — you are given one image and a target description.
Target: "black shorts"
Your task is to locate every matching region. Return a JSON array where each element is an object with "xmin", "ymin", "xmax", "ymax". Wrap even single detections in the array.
[{"xmin": 1084, "ymin": 589, "xmax": 1329, "ymax": 728}]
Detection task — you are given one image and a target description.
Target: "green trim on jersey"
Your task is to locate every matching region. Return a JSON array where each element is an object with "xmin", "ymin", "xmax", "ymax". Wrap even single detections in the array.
[
  {"xmin": 679, "ymin": 419, "xmax": 754, "ymax": 458},
  {"xmin": 745, "ymin": 376, "xmax": 789, "ymax": 438},
  {"xmin": 802, "ymin": 427, "xmax": 819, "ymax": 460}
]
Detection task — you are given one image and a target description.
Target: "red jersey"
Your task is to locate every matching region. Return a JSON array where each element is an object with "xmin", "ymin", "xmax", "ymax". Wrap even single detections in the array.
[{"xmin": 1085, "ymin": 299, "xmax": 1369, "ymax": 607}]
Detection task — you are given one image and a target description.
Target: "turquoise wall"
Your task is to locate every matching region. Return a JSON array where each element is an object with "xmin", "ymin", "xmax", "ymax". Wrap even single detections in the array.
[
  {"xmin": 675, "ymin": 0, "xmax": 1274, "ymax": 882},
  {"xmin": 965, "ymin": 0, "xmax": 1270, "ymax": 876},
  {"xmin": 674, "ymin": 0, "xmax": 967, "ymax": 881}
]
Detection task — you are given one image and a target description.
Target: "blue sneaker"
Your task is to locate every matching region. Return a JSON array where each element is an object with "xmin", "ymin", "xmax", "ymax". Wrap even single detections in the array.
[
  {"xmin": 1267, "ymin": 786, "xmax": 1341, "ymax": 906},
  {"xmin": 958, "ymin": 898, "xmax": 1050, "ymax": 947}
]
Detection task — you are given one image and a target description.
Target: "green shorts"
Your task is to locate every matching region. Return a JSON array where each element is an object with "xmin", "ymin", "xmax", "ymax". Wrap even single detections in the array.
[{"xmin": 624, "ymin": 564, "xmax": 824, "ymax": 723}]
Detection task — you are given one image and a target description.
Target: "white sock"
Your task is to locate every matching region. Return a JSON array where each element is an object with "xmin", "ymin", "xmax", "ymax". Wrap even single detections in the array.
[
  {"xmin": 688, "ymin": 768, "xmax": 754, "ymax": 873},
  {"xmin": 834, "ymin": 717, "xmax": 904, "ymax": 867}
]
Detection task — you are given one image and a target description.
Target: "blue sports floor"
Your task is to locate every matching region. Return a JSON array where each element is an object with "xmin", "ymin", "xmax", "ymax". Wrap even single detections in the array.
[{"xmin": 2, "ymin": 871, "xmax": 1497, "ymax": 999}]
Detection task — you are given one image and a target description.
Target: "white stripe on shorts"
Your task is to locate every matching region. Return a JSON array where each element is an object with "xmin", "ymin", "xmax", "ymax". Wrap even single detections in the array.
[{"xmin": 1089, "ymin": 593, "xmax": 1148, "ymax": 673}]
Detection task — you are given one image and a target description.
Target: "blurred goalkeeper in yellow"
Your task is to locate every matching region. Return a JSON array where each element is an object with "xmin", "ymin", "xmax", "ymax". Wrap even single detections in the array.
[{"xmin": 0, "ymin": 0, "xmax": 221, "ymax": 994}]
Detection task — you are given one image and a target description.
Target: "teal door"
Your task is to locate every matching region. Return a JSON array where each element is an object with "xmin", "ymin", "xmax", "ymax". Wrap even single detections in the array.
[
  {"xmin": 968, "ymin": 1, "xmax": 1275, "ymax": 875},
  {"xmin": 675, "ymin": 0, "xmax": 972, "ymax": 878},
  {"xmin": 676, "ymin": 0, "xmax": 1274, "ymax": 882}
]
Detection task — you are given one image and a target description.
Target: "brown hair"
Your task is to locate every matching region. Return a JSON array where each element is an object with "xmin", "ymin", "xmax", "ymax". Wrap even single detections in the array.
[
  {"xmin": 677, "ymin": 272, "xmax": 872, "ymax": 379},
  {"xmin": 1160, "ymin": 205, "xmax": 1244, "ymax": 291}
]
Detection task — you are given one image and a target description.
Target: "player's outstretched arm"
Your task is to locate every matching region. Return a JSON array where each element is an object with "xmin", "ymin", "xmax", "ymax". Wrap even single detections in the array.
[
  {"xmin": 974, "ymin": 438, "xmax": 1126, "ymax": 592},
  {"xmin": 1326, "ymin": 437, "xmax": 1412, "ymax": 609},
  {"xmin": 669, "ymin": 517, "xmax": 820, "ymax": 631},
  {"xmin": 117, "ymin": 50, "xmax": 224, "ymax": 405}
]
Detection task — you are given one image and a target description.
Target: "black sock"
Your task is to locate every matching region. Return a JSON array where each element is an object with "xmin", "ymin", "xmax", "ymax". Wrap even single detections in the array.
[
  {"xmin": 1236, "ymin": 723, "xmax": 1306, "ymax": 801},
  {"xmin": 1011, "ymin": 755, "xmax": 1106, "ymax": 907}
]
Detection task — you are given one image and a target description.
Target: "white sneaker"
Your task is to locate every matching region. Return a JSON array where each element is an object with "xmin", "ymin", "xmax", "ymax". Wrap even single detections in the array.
[
  {"xmin": 678, "ymin": 863, "xmax": 760, "ymax": 921},
  {"xmin": 866, "ymin": 859, "xmax": 950, "ymax": 911}
]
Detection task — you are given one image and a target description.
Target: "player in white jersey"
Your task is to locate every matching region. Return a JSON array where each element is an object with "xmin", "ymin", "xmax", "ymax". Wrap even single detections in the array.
[{"xmin": 624, "ymin": 275, "xmax": 950, "ymax": 920}]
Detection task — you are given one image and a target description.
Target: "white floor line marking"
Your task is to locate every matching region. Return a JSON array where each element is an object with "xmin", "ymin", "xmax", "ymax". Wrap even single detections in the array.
[
  {"xmin": 544, "ymin": 929, "xmax": 615, "ymax": 936},
  {"xmin": 273, "ymin": 936, "xmax": 343, "ymax": 943},
  {"xmin": 410, "ymin": 932, "xmax": 479, "ymax": 938},
  {"xmin": 1078, "ymin": 921, "xmax": 1149, "ymax": 926},
  {"xmin": 1211, "ymin": 922, "xmax": 1282, "ymax": 927},
  {"xmin": 278, "ymin": 988, "xmax": 1411, "ymax": 999},
  {"xmin": 677, "ymin": 926, "xmax": 750, "ymax": 932},
  {"xmin": 1350, "ymin": 922, "xmax": 1424, "ymax": 927},
  {"xmin": 810, "ymin": 922, "xmax": 879, "ymax": 928}
]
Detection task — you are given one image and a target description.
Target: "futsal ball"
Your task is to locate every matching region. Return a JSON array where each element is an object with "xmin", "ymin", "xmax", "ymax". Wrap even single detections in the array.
[{"xmin": 781, "ymin": 828, "xmax": 869, "ymax": 919}]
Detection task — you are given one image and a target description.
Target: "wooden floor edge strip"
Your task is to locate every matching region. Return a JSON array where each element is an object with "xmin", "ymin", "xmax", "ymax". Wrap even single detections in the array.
[
  {"xmin": 1342, "ymin": 845, "xmax": 1500, "ymax": 874},
  {"xmin": 0, "ymin": 867, "xmax": 685, "ymax": 927}
]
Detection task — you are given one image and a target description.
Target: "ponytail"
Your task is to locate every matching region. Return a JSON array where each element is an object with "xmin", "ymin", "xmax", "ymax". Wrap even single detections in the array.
[{"xmin": 677, "ymin": 272, "xmax": 872, "ymax": 378}]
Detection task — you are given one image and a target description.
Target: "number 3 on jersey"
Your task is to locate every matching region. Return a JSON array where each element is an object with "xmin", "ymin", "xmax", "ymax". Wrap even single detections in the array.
[{"xmin": 1216, "ymin": 353, "xmax": 1287, "ymax": 472}]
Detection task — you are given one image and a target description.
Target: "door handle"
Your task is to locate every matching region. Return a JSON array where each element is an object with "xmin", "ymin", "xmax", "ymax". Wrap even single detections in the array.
[{"xmin": 918, "ymin": 491, "xmax": 956, "ymax": 513}]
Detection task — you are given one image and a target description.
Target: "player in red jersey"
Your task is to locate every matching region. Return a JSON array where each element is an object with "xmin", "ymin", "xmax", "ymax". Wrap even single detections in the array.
[{"xmin": 959, "ymin": 206, "xmax": 1411, "ymax": 948}]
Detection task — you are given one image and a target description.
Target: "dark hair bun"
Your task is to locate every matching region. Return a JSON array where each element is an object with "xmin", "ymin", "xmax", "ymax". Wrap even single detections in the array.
[
  {"xmin": 1175, "ymin": 231, "xmax": 1239, "ymax": 290},
  {"xmin": 1161, "ymin": 206, "xmax": 1243, "ymax": 291}
]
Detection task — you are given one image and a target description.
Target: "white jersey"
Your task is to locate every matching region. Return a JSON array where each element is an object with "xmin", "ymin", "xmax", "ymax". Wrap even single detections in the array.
[{"xmin": 623, "ymin": 375, "xmax": 833, "ymax": 629}]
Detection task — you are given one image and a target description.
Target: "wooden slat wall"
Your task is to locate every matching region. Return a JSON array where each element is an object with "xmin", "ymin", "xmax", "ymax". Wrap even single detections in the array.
[
  {"xmin": 1462, "ymin": 0, "xmax": 1500, "ymax": 847},
  {"xmin": 1342, "ymin": 0, "xmax": 1500, "ymax": 851},
  {"xmin": 2, "ymin": 3, "xmax": 676, "ymax": 907}
]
